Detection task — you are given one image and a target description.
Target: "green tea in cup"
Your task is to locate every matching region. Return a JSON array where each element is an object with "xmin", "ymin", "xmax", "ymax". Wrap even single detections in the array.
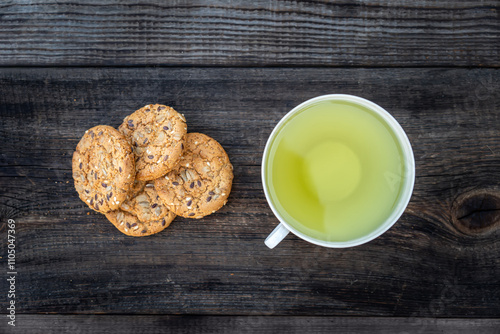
[{"xmin": 262, "ymin": 95, "xmax": 415, "ymax": 248}]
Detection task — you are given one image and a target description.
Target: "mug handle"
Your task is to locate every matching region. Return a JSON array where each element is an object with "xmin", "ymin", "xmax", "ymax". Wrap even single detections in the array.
[{"xmin": 265, "ymin": 223, "xmax": 290, "ymax": 249}]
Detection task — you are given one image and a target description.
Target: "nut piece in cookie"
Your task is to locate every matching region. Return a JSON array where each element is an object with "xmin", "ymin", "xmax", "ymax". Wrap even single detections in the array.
[
  {"xmin": 72, "ymin": 125, "xmax": 135, "ymax": 214},
  {"xmin": 119, "ymin": 104, "xmax": 187, "ymax": 181},
  {"xmin": 155, "ymin": 133, "xmax": 233, "ymax": 219},
  {"xmin": 105, "ymin": 209, "xmax": 175, "ymax": 237}
]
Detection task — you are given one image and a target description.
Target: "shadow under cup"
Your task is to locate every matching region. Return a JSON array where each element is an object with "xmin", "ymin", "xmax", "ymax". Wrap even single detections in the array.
[{"xmin": 262, "ymin": 94, "xmax": 415, "ymax": 248}]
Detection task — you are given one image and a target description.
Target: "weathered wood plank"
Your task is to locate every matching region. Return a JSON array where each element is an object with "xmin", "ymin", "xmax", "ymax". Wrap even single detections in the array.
[
  {"xmin": 0, "ymin": 68, "xmax": 499, "ymax": 317},
  {"xmin": 6, "ymin": 315, "xmax": 500, "ymax": 334},
  {"xmin": 0, "ymin": 0, "xmax": 498, "ymax": 67}
]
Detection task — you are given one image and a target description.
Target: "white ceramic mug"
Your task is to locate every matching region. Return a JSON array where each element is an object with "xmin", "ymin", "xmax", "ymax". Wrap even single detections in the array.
[{"xmin": 262, "ymin": 94, "xmax": 415, "ymax": 249}]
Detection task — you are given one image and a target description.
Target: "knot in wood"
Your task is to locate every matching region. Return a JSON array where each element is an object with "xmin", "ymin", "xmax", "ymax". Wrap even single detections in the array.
[{"xmin": 452, "ymin": 189, "xmax": 500, "ymax": 236}]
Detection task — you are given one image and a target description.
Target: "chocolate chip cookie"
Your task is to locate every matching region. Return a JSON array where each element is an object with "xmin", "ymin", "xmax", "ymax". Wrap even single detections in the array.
[
  {"xmin": 155, "ymin": 133, "xmax": 233, "ymax": 218},
  {"xmin": 72, "ymin": 125, "xmax": 135, "ymax": 214},
  {"xmin": 118, "ymin": 104, "xmax": 187, "ymax": 181}
]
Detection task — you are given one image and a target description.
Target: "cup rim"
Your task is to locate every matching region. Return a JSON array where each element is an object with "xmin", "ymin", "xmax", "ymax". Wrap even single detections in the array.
[{"xmin": 261, "ymin": 94, "xmax": 415, "ymax": 248}]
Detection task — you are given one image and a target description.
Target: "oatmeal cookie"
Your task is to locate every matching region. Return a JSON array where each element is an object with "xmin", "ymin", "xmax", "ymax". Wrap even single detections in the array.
[
  {"xmin": 72, "ymin": 125, "xmax": 135, "ymax": 214},
  {"xmin": 155, "ymin": 133, "xmax": 233, "ymax": 218},
  {"xmin": 119, "ymin": 104, "xmax": 187, "ymax": 181}
]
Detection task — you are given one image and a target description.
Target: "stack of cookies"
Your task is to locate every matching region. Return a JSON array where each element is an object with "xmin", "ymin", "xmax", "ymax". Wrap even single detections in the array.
[{"xmin": 72, "ymin": 104, "xmax": 233, "ymax": 237}]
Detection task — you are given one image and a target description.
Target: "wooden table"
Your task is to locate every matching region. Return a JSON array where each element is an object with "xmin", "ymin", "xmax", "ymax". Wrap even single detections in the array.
[{"xmin": 1, "ymin": 1, "xmax": 499, "ymax": 333}]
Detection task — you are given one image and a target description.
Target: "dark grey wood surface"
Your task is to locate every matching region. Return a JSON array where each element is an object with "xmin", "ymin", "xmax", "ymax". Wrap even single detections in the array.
[
  {"xmin": 1, "ymin": 0, "xmax": 499, "ymax": 332},
  {"xmin": 0, "ymin": 67, "xmax": 499, "ymax": 319},
  {"xmin": 11, "ymin": 315, "xmax": 500, "ymax": 334},
  {"xmin": 0, "ymin": 0, "xmax": 498, "ymax": 67}
]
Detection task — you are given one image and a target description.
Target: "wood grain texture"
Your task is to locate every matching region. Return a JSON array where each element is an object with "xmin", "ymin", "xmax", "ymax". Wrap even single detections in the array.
[
  {"xmin": 0, "ymin": 67, "xmax": 499, "ymax": 317},
  {"xmin": 0, "ymin": 0, "xmax": 498, "ymax": 67},
  {"xmin": 8, "ymin": 315, "xmax": 500, "ymax": 334}
]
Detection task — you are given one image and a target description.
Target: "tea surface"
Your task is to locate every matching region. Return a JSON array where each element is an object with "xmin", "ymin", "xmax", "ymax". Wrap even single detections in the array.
[{"xmin": 266, "ymin": 100, "xmax": 404, "ymax": 242}]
